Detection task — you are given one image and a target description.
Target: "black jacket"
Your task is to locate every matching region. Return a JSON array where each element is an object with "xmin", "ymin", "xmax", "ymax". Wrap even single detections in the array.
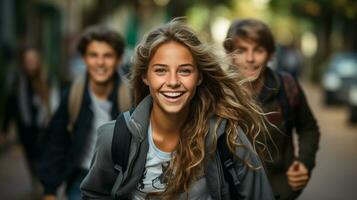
[
  {"xmin": 39, "ymin": 74, "xmax": 121, "ymax": 194},
  {"xmin": 1, "ymin": 73, "xmax": 50, "ymax": 161},
  {"xmin": 258, "ymin": 67, "xmax": 320, "ymax": 199}
]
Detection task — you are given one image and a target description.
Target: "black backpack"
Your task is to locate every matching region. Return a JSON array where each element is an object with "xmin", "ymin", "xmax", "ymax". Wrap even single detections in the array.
[{"xmin": 110, "ymin": 111, "xmax": 240, "ymax": 199}]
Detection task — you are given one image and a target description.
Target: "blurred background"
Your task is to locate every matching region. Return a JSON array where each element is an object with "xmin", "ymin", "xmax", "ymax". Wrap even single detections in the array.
[{"xmin": 0, "ymin": 0, "xmax": 356, "ymax": 199}]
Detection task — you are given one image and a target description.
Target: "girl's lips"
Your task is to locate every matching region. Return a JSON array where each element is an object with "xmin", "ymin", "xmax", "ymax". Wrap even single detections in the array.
[
  {"xmin": 160, "ymin": 91, "xmax": 185, "ymax": 103},
  {"xmin": 161, "ymin": 91, "xmax": 184, "ymax": 98}
]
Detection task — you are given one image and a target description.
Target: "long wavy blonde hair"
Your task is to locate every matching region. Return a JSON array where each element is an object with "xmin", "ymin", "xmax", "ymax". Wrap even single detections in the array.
[{"xmin": 131, "ymin": 18, "xmax": 270, "ymax": 199}]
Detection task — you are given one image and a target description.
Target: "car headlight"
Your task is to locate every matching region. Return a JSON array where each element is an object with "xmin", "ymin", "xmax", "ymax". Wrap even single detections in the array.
[
  {"xmin": 322, "ymin": 73, "xmax": 342, "ymax": 91},
  {"xmin": 349, "ymin": 86, "xmax": 357, "ymax": 106}
]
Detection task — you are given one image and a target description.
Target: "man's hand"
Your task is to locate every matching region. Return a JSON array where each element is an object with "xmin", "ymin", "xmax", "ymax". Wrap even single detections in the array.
[
  {"xmin": 286, "ymin": 160, "xmax": 310, "ymax": 191},
  {"xmin": 42, "ymin": 195, "xmax": 57, "ymax": 200}
]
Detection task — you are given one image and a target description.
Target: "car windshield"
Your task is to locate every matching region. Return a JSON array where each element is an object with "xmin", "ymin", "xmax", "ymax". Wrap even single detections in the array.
[{"xmin": 331, "ymin": 55, "xmax": 357, "ymax": 77}]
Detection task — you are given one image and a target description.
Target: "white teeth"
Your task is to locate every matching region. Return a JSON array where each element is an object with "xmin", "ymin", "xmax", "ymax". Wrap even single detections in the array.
[{"xmin": 162, "ymin": 92, "xmax": 183, "ymax": 97}]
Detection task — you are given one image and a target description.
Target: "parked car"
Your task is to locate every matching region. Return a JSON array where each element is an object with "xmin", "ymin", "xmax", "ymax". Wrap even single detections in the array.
[
  {"xmin": 322, "ymin": 53, "xmax": 357, "ymax": 105},
  {"xmin": 348, "ymin": 85, "xmax": 357, "ymax": 123}
]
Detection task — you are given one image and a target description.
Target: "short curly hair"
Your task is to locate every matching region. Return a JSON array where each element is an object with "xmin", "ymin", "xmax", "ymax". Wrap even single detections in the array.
[{"xmin": 77, "ymin": 25, "xmax": 125, "ymax": 57}]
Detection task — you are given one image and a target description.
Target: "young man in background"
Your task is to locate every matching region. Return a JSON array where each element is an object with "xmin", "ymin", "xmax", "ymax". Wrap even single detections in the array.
[
  {"xmin": 224, "ymin": 18, "xmax": 320, "ymax": 200},
  {"xmin": 39, "ymin": 25, "xmax": 131, "ymax": 200}
]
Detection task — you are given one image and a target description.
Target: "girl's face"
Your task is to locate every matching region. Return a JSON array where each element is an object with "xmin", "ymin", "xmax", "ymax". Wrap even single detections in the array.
[
  {"xmin": 143, "ymin": 41, "xmax": 201, "ymax": 116},
  {"xmin": 23, "ymin": 49, "xmax": 41, "ymax": 77}
]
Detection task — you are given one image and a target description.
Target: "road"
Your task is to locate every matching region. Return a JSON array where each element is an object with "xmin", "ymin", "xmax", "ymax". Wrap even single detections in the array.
[
  {"xmin": 298, "ymin": 82, "xmax": 357, "ymax": 200},
  {"xmin": 0, "ymin": 82, "xmax": 356, "ymax": 200}
]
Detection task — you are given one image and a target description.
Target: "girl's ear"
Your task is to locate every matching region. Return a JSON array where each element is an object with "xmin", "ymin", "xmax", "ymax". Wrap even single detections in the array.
[{"xmin": 142, "ymin": 74, "xmax": 149, "ymax": 86}]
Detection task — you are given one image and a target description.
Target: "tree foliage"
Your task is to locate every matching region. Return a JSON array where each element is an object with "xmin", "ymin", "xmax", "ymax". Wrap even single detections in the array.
[{"xmin": 82, "ymin": 0, "xmax": 231, "ymax": 26}]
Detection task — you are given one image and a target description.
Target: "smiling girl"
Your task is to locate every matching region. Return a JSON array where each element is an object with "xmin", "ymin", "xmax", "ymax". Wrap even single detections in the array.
[{"xmin": 80, "ymin": 19, "xmax": 274, "ymax": 200}]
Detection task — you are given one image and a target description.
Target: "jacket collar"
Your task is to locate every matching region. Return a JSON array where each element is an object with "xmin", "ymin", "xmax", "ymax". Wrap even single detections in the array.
[{"xmin": 126, "ymin": 95, "xmax": 153, "ymax": 142}]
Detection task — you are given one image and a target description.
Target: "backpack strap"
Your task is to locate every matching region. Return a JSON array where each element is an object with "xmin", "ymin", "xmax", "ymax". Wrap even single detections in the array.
[
  {"xmin": 217, "ymin": 133, "xmax": 281, "ymax": 200},
  {"xmin": 111, "ymin": 110, "xmax": 134, "ymax": 199},
  {"xmin": 280, "ymin": 72, "xmax": 299, "ymax": 109},
  {"xmin": 217, "ymin": 133, "xmax": 240, "ymax": 199},
  {"xmin": 111, "ymin": 111, "xmax": 132, "ymax": 171},
  {"xmin": 117, "ymin": 77, "xmax": 132, "ymax": 112},
  {"xmin": 277, "ymin": 72, "xmax": 299, "ymax": 133},
  {"xmin": 67, "ymin": 75, "xmax": 85, "ymax": 135}
]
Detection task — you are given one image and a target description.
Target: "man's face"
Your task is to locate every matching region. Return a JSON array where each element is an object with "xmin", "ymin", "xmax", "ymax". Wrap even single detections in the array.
[
  {"xmin": 232, "ymin": 38, "xmax": 270, "ymax": 82},
  {"xmin": 83, "ymin": 41, "xmax": 121, "ymax": 85}
]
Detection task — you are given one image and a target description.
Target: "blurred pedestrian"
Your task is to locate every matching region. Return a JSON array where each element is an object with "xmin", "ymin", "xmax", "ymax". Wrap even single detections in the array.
[
  {"xmin": 224, "ymin": 18, "xmax": 320, "ymax": 200},
  {"xmin": 276, "ymin": 42, "xmax": 304, "ymax": 79},
  {"xmin": 38, "ymin": 25, "xmax": 132, "ymax": 200},
  {"xmin": 0, "ymin": 46, "xmax": 57, "ymax": 182},
  {"xmin": 80, "ymin": 18, "xmax": 274, "ymax": 200}
]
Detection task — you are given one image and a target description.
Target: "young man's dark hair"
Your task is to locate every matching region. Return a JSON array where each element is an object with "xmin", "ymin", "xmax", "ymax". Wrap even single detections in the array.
[
  {"xmin": 39, "ymin": 25, "xmax": 131, "ymax": 200},
  {"xmin": 225, "ymin": 18, "xmax": 320, "ymax": 200},
  {"xmin": 223, "ymin": 19, "xmax": 275, "ymax": 55},
  {"xmin": 77, "ymin": 25, "xmax": 125, "ymax": 57}
]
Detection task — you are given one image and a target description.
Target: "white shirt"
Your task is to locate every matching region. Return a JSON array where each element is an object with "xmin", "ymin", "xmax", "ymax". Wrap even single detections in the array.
[
  {"xmin": 131, "ymin": 123, "xmax": 212, "ymax": 200},
  {"xmin": 80, "ymin": 91, "xmax": 112, "ymax": 170}
]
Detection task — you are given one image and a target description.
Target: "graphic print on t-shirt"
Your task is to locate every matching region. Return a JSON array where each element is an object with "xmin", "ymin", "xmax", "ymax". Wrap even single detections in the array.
[
  {"xmin": 137, "ymin": 161, "xmax": 170, "ymax": 192},
  {"xmin": 152, "ymin": 162, "xmax": 169, "ymax": 189},
  {"xmin": 132, "ymin": 123, "xmax": 173, "ymax": 199}
]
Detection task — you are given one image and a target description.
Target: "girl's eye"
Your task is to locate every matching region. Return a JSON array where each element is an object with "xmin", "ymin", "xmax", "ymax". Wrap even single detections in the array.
[
  {"xmin": 178, "ymin": 69, "xmax": 192, "ymax": 75},
  {"xmin": 155, "ymin": 68, "xmax": 167, "ymax": 74}
]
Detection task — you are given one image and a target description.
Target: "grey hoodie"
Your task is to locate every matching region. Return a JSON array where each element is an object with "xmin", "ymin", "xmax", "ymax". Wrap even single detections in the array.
[{"xmin": 80, "ymin": 96, "xmax": 274, "ymax": 200}]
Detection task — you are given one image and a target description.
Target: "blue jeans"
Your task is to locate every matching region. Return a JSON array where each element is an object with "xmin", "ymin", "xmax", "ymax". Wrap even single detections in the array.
[{"xmin": 66, "ymin": 169, "xmax": 88, "ymax": 200}]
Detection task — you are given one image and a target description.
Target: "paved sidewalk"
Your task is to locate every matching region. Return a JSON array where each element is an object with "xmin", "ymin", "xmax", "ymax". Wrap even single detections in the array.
[
  {"xmin": 298, "ymin": 82, "xmax": 357, "ymax": 200},
  {"xmin": 0, "ymin": 144, "xmax": 41, "ymax": 200}
]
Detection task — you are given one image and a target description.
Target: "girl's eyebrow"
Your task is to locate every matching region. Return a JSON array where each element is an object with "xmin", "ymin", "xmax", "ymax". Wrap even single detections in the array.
[
  {"xmin": 152, "ymin": 63, "xmax": 194, "ymax": 67},
  {"xmin": 152, "ymin": 64, "xmax": 168, "ymax": 67},
  {"xmin": 178, "ymin": 64, "xmax": 194, "ymax": 67}
]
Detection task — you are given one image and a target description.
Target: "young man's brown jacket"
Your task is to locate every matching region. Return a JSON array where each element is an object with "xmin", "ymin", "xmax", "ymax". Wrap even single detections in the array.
[{"xmin": 257, "ymin": 67, "xmax": 320, "ymax": 199}]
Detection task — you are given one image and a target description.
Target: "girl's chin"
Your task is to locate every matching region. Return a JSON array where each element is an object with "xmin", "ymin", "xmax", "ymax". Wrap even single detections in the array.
[
  {"xmin": 244, "ymin": 73, "xmax": 259, "ymax": 81},
  {"xmin": 247, "ymin": 75, "xmax": 259, "ymax": 82}
]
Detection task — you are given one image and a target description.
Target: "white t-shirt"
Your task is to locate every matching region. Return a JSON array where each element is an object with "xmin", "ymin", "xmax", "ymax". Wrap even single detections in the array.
[
  {"xmin": 132, "ymin": 123, "xmax": 171, "ymax": 199},
  {"xmin": 131, "ymin": 123, "xmax": 212, "ymax": 200},
  {"xmin": 80, "ymin": 91, "xmax": 112, "ymax": 170}
]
